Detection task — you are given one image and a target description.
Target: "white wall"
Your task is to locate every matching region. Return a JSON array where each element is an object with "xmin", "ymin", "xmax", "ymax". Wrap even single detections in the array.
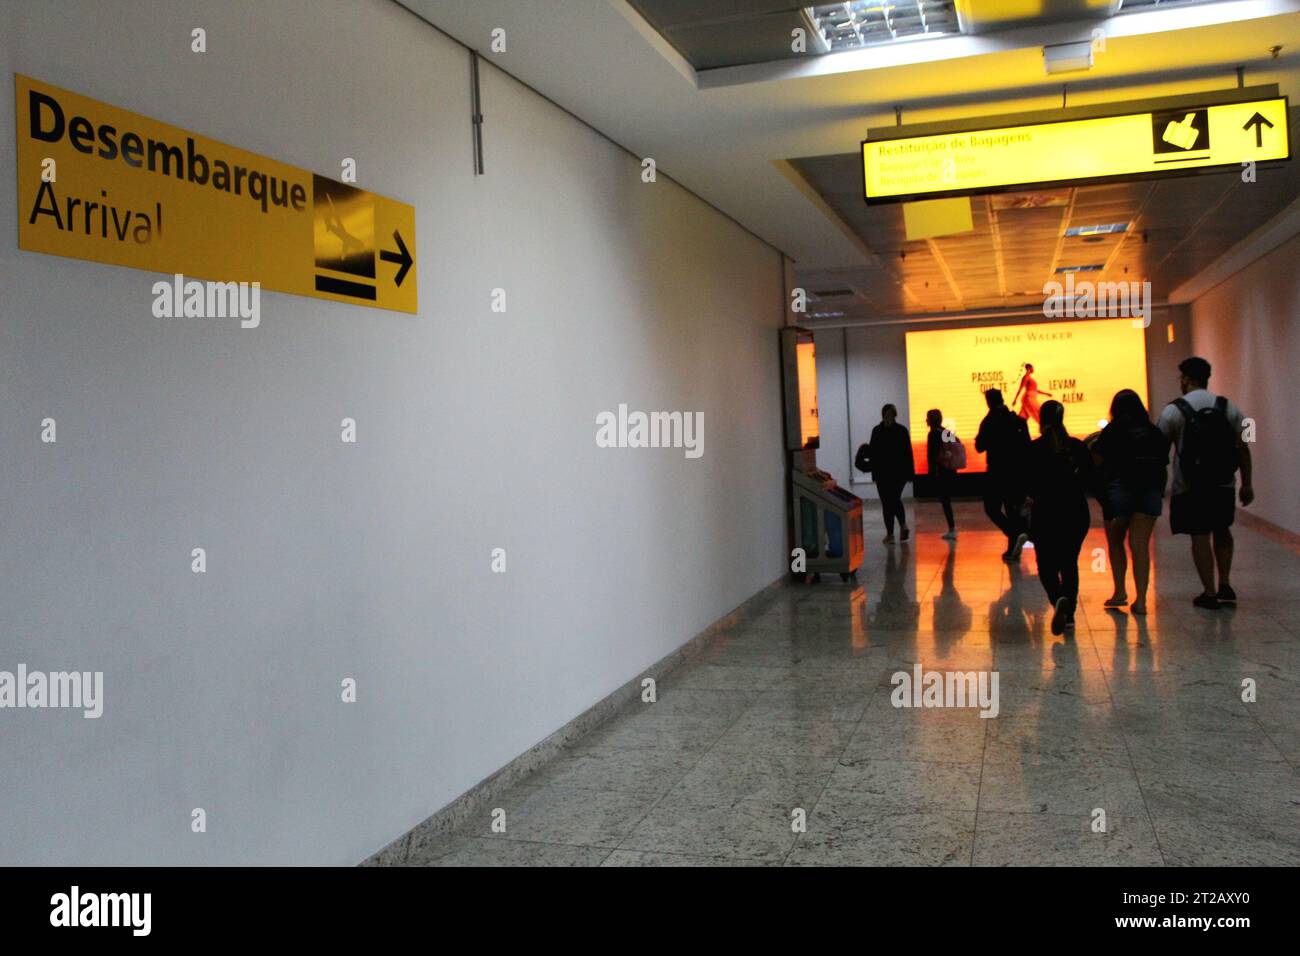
[
  {"xmin": 814, "ymin": 307, "xmax": 1191, "ymax": 499},
  {"xmin": 814, "ymin": 325, "xmax": 908, "ymax": 502},
  {"xmin": 1190, "ymin": 233, "xmax": 1300, "ymax": 535},
  {"xmin": 0, "ymin": 0, "xmax": 787, "ymax": 865}
]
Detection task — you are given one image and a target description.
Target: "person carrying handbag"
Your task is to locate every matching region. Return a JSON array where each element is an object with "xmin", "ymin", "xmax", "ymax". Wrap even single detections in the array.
[{"xmin": 865, "ymin": 404, "xmax": 916, "ymax": 544}]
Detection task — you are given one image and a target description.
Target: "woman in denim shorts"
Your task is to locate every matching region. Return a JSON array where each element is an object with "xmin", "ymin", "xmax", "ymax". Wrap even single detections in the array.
[{"xmin": 1091, "ymin": 390, "xmax": 1171, "ymax": 615}]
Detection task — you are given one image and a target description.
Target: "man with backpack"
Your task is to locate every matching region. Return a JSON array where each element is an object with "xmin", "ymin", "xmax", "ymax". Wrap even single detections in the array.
[
  {"xmin": 1157, "ymin": 357, "xmax": 1255, "ymax": 609},
  {"xmin": 926, "ymin": 408, "xmax": 965, "ymax": 540},
  {"xmin": 975, "ymin": 388, "xmax": 1032, "ymax": 560}
]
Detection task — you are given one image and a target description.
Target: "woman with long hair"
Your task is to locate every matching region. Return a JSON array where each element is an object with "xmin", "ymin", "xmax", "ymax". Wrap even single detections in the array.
[
  {"xmin": 925, "ymin": 408, "xmax": 959, "ymax": 539},
  {"xmin": 1013, "ymin": 362, "xmax": 1052, "ymax": 427},
  {"xmin": 1091, "ymin": 389, "xmax": 1170, "ymax": 614},
  {"xmin": 1025, "ymin": 400, "xmax": 1093, "ymax": 635}
]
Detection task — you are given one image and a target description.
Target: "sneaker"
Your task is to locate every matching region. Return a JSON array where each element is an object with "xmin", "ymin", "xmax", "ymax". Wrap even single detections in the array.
[
  {"xmin": 882, "ymin": 534, "xmax": 895, "ymax": 544},
  {"xmin": 1216, "ymin": 585, "xmax": 1237, "ymax": 606},
  {"xmin": 1011, "ymin": 532, "xmax": 1029, "ymax": 559},
  {"xmin": 1192, "ymin": 593, "xmax": 1222, "ymax": 610},
  {"xmin": 900, "ymin": 527, "xmax": 910, "ymax": 542},
  {"xmin": 1051, "ymin": 597, "xmax": 1068, "ymax": 635},
  {"xmin": 941, "ymin": 529, "xmax": 957, "ymax": 540}
]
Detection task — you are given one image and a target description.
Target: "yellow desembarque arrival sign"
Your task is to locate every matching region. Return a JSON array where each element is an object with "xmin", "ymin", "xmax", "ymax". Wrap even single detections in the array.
[
  {"xmin": 863, "ymin": 95, "xmax": 1290, "ymax": 204},
  {"xmin": 15, "ymin": 74, "xmax": 417, "ymax": 313}
]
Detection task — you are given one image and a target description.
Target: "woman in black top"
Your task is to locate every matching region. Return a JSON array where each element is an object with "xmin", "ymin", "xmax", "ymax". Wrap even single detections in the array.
[
  {"xmin": 1090, "ymin": 389, "xmax": 1170, "ymax": 615},
  {"xmin": 867, "ymin": 404, "xmax": 916, "ymax": 544},
  {"xmin": 925, "ymin": 408, "xmax": 958, "ymax": 539},
  {"xmin": 1025, "ymin": 400, "xmax": 1093, "ymax": 635}
]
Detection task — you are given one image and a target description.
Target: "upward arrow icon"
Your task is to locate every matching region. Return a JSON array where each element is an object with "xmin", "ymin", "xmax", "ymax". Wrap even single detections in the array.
[{"xmin": 1243, "ymin": 111, "xmax": 1275, "ymax": 148}]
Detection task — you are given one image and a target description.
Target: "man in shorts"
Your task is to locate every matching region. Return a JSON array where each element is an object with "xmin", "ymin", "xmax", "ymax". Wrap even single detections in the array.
[{"xmin": 1156, "ymin": 357, "xmax": 1255, "ymax": 610}]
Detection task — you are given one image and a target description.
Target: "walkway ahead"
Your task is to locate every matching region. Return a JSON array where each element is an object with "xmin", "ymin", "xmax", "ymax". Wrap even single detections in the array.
[{"xmin": 404, "ymin": 502, "xmax": 1300, "ymax": 866}]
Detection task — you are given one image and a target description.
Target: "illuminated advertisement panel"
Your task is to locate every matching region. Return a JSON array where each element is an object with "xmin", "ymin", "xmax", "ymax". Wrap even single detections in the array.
[{"xmin": 904, "ymin": 318, "xmax": 1148, "ymax": 474}]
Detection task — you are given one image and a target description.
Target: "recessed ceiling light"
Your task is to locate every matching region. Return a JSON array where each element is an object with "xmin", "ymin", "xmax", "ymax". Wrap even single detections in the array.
[
  {"xmin": 1065, "ymin": 222, "xmax": 1131, "ymax": 237},
  {"xmin": 1043, "ymin": 41, "xmax": 1093, "ymax": 75}
]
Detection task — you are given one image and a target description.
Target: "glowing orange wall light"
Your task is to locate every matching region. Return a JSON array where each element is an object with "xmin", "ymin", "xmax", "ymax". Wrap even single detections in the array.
[{"xmin": 796, "ymin": 337, "xmax": 820, "ymax": 449}]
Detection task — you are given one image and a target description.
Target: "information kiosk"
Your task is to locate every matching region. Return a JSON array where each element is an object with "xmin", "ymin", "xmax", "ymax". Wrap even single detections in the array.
[{"xmin": 781, "ymin": 327, "xmax": 864, "ymax": 583}]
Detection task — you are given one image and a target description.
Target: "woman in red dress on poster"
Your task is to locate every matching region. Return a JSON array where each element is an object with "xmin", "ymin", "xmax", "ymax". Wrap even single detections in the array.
[{"xmin": 1013, "ymin": 363, "xmax": 1052, "ymax": 428}]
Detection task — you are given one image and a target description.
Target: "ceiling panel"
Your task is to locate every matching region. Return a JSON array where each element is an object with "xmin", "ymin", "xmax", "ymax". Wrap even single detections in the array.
[
  {"xmin": 957, "ymin": 0, "xmax": 1118, "ymax": 35},
  {"xmin": 625, "ymin": 0, "xmax": 807, "ymax": 70}
]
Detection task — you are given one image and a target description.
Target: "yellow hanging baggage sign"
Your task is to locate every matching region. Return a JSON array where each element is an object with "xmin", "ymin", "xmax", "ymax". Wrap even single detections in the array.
[
  {"xmin": 863, "ymin": 94, "xmax": 1290, "ymax": 204},
  {"xmin": 15, "ymin": 74, "xmax": 417, "ymax": 314}
]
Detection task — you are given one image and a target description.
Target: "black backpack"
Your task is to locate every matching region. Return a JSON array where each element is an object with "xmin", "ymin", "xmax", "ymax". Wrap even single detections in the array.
[
  {"xmin": 1127, "ymin": 423, "xmax": 1170, "ymax": 490},
  {"xmin": 1174, "ymin": 396, "xmax": 1239, "ymax": 489},
  {"xmin": 854, "ymin": 443, "xmax": 871, "ymax": 474}
]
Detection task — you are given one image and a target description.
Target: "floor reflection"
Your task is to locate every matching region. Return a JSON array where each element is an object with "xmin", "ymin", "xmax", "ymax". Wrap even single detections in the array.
[{"xmin": 404, "ymin": 502, "xmax": 1300, "ymax": 868}]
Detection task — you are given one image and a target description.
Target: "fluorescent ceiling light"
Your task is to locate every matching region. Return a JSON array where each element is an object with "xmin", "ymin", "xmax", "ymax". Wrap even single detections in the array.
[
  {"xmin": 1055, "ymin": 264, "xmax": 1106, "ymax": 273},
  {"xmin": 804, "ymin": 1, "xmax": 962, "ymax": 53},
  {"xmin": 1065, "ymin": 222, "xmax": 1131, "ymax": 237}
]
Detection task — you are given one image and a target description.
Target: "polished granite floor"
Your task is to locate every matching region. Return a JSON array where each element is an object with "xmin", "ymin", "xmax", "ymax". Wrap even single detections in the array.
[{"xmin": 408, "ymin": 501, "xmax": 1300, "ymax": 866}]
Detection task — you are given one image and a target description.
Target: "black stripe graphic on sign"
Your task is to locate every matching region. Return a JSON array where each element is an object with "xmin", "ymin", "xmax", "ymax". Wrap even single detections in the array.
[{"xmin": 315, "ymin": 275, "xmax": 377, "ymax": 300}]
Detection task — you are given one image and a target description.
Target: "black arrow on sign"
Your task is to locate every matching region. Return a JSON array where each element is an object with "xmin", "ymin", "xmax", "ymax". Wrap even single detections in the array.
[
  {"xmin": 1242, "ymin": 111, "xmax": 1274, "ymax": 148},
  {"xmin": 379, "ymin": 230, "xmax": 413, "ymax": 287}
]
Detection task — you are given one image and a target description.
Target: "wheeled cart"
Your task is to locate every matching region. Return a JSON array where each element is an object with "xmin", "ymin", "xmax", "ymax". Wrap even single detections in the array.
[{"xmin": 792, "ymin": 467, "xmax": 864, "ymax": 582}]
